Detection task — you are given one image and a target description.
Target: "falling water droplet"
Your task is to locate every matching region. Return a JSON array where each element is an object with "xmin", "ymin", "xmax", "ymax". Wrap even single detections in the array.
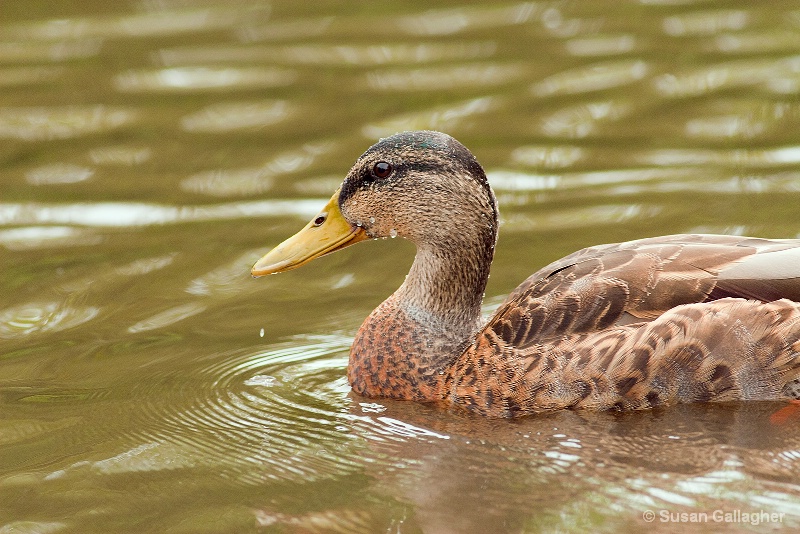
[
  {"xmin": 389, "ymin": 229, "xmax": 397, "ymax": 238},
  {"xmin": 259, "ymin": 328, "xmax": 264, "ymax": 338},
  {"xmin": 369, "ymin": 216, "xmax": 375, "ymax": 224},
  {"xmin": 356, "ymin": 220, "xmax": 362, "ymax": 227}
]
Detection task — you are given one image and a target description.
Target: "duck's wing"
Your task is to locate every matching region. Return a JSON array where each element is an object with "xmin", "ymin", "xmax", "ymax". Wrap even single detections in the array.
[{"xmin": 485, "ymin": 234, "xmax": 800, "ymax": 347}]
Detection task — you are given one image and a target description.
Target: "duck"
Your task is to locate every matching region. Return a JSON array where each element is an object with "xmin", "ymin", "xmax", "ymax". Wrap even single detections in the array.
[{"xmin": 252, "ymin": 130, "xmax": 800, "ymax": 417}]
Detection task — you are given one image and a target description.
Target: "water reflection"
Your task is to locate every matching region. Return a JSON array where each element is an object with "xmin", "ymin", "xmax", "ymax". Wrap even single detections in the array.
[
  {"xmin": 363, "ymin": 96, "xmax": 496, "ymax": 138},
  {"xmin": 158, "ymin": 41, "xmax": 499, "ymax": 66},
  {"xmin": 565, "ymin": 34, "xmax": 636, "ymax": 57},
  {"xmin": 181, "ymin": 142, "xmax": 332, "ymax": 196},
  {"xmin": 0, "ymin": 66, "xmax": 64, "ymax": 86},
  {"xmin": 639, "ymin": 146, "xmax": 800, "ymax": 167},
  {"xmin": 114, "ymin": 253, "xmax": 177, "ymax": 277},
  {"xmin": 0, "ymin": 199, "xmax": 323, "ymax": 227},
  {"xmin": 25, "ymin": 163, "xmax": 94, "ymax": 185},
  {"xmin": 127, "ymin": 303, "xmax": 208, "ymax": 333},
  {"xmin": 662, "ymin": 9, "xmax": 750, "ymax": 36},
  {"xmin": 653, "ymin": 57, "xmax": 800, "ymax": 97},
  {"xmin": 185, "ymin": 249, "xmax": 263, "ymax": 296},
  {"xmin": 398, "ymin": 2, "xmax": 540, "ymax": 35},
  {"xmin": 511, "ymin": 145, "xmax": 585, "ymax": 168},
  {"xmin": 540, "ymin": 100, "xmax": 634, "ymax": 138},
  {"xmin": 0, "ymin": 106, "xmax": 136, "ymax": 141},
  {"xmin": 500, "ymin": 204, "xmax": 661, "ymax": 232},
  {"xmin": 1, "ymin": 6, "xmax": 269, "ymax": 40},
  {"xmin": 88, "ymin": 146, "xmax": 152, "ymax": 165},
  {"xmin": 0, "ymin": 39, "xmax": 101, "ymax": 62},
  {"xmin": 180, "ymin": 100, "xmax": 289, "ymax": 133},
  {"xmin": 236, "ymin": 16, "xmax": 334, "ymax": 42},
  {"xmin": 490, "ymin": 166, "xmax": 800, "ymax": 200},
  {"xmin": 532, "ymin": 60, "xmax": 649, "ymax": 97},
  {"xmin": 0, "ymin": 302, "xmax": 99, "ymax": 339},
  {"xmin": 713, "ymin": 31, "xmax": 800, "ymax": 54},
  {"xmin": 114, "ymin": 66, "xmax": 297, "ymax": 92},
  {"xmin": 0, "ymin": 226, "xmax": 101, "ymax": 250},
  {"xmin": 367, "ymin": 63, "xmax": 525, "ymax": 91},
  {"xmin": 685, "ymin": 114, "xmax": 767, "ymax": 139}
]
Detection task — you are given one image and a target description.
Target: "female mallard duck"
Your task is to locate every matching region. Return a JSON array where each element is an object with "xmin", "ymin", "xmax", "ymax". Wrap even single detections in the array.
[{"xmin": 252, "ymin": 130, "xmax": 800, "ymax": 417}]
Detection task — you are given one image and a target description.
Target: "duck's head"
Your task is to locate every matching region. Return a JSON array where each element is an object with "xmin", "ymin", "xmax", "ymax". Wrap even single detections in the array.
[{"xmin": 252, "ymin": 130, "xmax": 497, "ymax": 277}]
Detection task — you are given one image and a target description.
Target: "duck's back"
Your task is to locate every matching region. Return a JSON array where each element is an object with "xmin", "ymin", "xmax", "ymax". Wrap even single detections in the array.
[{"xmin": 442, "ymin": 235, "xmax": 800, "ymax": 417}]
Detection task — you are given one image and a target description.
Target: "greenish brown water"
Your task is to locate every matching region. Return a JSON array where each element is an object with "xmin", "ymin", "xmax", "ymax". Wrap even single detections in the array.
[{"xmin": 2, "ymin": 1, "xmax": 800, "ymax": 532}]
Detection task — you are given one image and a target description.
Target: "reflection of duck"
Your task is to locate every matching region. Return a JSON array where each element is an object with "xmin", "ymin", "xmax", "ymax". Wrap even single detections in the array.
[{"xmin": 253, "ymin": 131, "xmax": 800, "ymax": 417}]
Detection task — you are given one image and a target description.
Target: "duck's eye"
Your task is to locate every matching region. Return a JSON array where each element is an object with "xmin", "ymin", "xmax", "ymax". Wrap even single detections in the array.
[
  {"xmin": 313, "ymin": 214, "xmax": 326, "ymax": 227},
  {"xmin": 372, "ymin": 161, "xmax": 393, "ymax": 179}
]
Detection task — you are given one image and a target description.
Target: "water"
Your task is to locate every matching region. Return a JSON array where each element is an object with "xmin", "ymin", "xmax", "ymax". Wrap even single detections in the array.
[{"xmin": 2, "ymin": 1, "xmax": 800, "ymax": 532}]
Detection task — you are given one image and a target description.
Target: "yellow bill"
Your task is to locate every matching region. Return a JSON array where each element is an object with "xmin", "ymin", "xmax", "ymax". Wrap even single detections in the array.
[{"xmin": 251, "ymin": 189, "xmax": 367, "ymax": 277}]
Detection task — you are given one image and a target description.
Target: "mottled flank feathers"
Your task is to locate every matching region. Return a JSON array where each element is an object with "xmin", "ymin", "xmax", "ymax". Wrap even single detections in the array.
[{"xmin": 451, "ymin": 297, "xmax": 800, "ymax": 417}]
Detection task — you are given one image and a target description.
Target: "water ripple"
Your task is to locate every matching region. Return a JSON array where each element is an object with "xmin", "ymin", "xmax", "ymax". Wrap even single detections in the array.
[
  {"xmin": 713, "ymin": 31, "xmax": 800, "ymax": 54},
  {"xmin": 0, "ymin": 302, "xmax": 99, "ymax": 339},
  {"xmin": 398, "ymin": 2, "xmax": 541, "ymax": 35},
  {"xmin": 0, "ymin": 106, "xmax": 136, "ymax": 141},
  {"xmin": 532, "ymin": 60, "xmax": 649, "ymax": 97},
  {"xmin": 25, "ymin": 163, "xmax": 94, "ymax": 185},
  {"xmin": 181, "ymin": 142, "xmax": 333, "ymax": 197},
  {"xmin": 540, "ymin": 99, "xmax": 634, "ymax": 138},
  {"xmin": 653, "ymin": 57, "xmax": 800, "ymax": 98},
  {"xmin": 500, "ymin": 204, "xmax": 662, "ymax": 233},
  {"xmin": 114, "ymin": 66, "xmax": 297, "ymax": 92},
  {"xmin": 0, "ymin": 199, "xmax": 324, "ymax": 227},
  {"xmin": 0, "ymin": 226, "xmax": 101, "ymax": 251},
  {"xmin": 0, "ymin": 521, "xmax": 65, "ymax": 534},
  {"xmin": 158, "ymin": 42, "xmax": 498, "ymax": 66},
  {"xmin": 0, "ymin": 39, "xmax": 102, "ymax": 62},
  {"xmin": 0, "ymin": 66, "xmax": 64, "ymax": 87},
  {"xmin": 565, "ymin": 34, "xmax": 637, "ymax": 57},
  {"xmin": 120, "ymin": 335, "xmax": 358, "ymax": 485},
  {"xmin": 185, "ymin": 249, "xmax": 263, "ymax": 297},
  {"xmin": 662, "ymin": 9, "xmax": 750, "ymax": 36},
  {"xmin": 1, "ymin": 6, "xmax": 269, "ymax": 40},
  {"xmin": 127, "ymin": 303, "xmax": 208, "ymax": 333},
  {"xmin": 236, "ymin": 16, "xmax": 334, "ymax": 43},
  {"xmin": 366, "ymin": 63, "xmax": 525, "ymax": 91},
  {"xmin": 180, "ymin": 100, "xmax": 289, "ymax": 133},
  {"xmin": 88, "ymin": 146, "xmax": 152, "ymax": 166},
  {"xmin": 362, "ymin": 96, "xmax": 497, "ymax": 138},
  {"xmin": 114, "ymin": 254, "xmax": 177, "ymax": 277}
]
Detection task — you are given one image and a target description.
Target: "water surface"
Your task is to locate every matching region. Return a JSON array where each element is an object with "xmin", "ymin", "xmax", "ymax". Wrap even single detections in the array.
[{"xmin": 2, "ymin": 1, "xmax": 800, "ymax": 532}]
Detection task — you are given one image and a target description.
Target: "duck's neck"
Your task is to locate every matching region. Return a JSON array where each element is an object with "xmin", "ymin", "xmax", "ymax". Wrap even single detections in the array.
[{"xmin": 348, "ymin": 224, "xmax": 496, "ymax": 401}]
